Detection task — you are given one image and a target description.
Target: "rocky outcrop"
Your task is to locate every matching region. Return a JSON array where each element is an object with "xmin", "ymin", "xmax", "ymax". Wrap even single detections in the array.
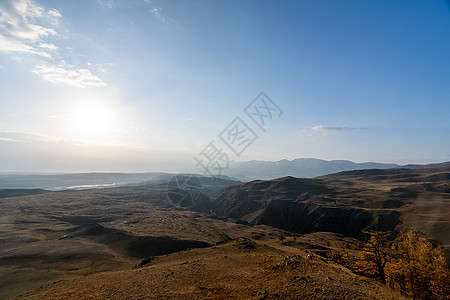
[{"xmin": 212, "ymin": 176, "xmax": 399, "ymax": 238}]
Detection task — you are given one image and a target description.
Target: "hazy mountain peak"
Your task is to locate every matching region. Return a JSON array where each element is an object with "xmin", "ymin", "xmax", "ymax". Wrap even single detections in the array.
[{"xmin": 225, "ymin": 158, "xmax": 400, "ymax": 180}]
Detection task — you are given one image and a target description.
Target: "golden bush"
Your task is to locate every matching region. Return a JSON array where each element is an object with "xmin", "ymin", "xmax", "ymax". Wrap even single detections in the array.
[{"xmin": 328, "ymin": 230, "xmax": 450, "ymax": 299}]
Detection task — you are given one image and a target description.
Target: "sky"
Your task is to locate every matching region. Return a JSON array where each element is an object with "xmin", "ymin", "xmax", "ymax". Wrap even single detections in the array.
[{"xmin": 0, "ymin": 0, "xmax": 449, "ymax": 173}]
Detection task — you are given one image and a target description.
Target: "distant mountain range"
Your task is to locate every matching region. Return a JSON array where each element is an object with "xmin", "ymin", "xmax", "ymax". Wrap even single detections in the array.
[
  {"xmin": 0, "ymin": 159, "xmax": 448, "ymax": 190},
  {"xmin": 224, "ymin": 158, "xmax": 450, "ymax": 180}
]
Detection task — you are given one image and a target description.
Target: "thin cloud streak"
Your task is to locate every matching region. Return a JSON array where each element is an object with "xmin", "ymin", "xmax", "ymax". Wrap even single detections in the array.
[
  {"xmin": 0, "ymin": 137, "xmax": 25, "ymax": 143},
  {"xmin": 312, "ymin": 125, "xmax": 367, "ymax": 132},
  {"xmin": 0, "ymin": 129, "xmax": 62, "ymax": 143},
  {"xmin": 0, "ymin": 33, "xmax": 51, "ymax": 57},
  {"xmin": 33, "ymin": 64, "xmax": 107, "ymax": 88}
]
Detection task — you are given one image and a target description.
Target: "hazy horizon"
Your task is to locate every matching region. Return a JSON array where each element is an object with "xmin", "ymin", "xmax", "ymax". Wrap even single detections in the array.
[
  {"xmin": 1, "ymin": 0, "xmax": 449, "ymax": 173},
  {"xmin": 0, "ymin": 157, "xmax": 448, "ymax": 175}
]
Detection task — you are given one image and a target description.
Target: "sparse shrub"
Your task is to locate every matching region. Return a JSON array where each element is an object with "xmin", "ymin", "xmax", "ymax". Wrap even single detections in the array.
[
  {"xmin": 326, "ymin": 248, "xmax": 357, "ymax": 271},
  {"xmin": 354, "ymin": 231, "xmax": 392, "ymax": 284},
  {"xmin": 386, "ymin": 231, "xmax": 450, "ymax": 299},
  {"xmin": 328, "ymin": 230, "xmax": 450, "ymax": 299}
]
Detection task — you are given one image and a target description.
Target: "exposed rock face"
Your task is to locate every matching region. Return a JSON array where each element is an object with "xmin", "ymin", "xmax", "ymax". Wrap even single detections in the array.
[
  {"xmin": 212, "ymin": 177, "xmax": 331, "ymax": 219},
  {"xmin": 257, "ymin": 202, "xmax": 373, "ymax": 237},
  {"xmin": 213, "ymin": 177, "xmax": 369, "ymax": 237},
  {"xmin": 212, "ymin": 176, "xmax": 400, "ymax": 238},
  {"xmin": 213, "ymin": 166, "xmax": 450, "ymax": 249}
]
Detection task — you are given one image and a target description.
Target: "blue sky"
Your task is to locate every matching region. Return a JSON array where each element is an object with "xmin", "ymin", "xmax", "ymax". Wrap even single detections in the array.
[{"xmin": 0, "ymin": 0, "xmax": 449, "ymax": 172}]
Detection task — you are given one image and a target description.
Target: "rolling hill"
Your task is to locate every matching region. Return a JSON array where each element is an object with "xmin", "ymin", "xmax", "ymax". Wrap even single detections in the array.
[{"xmin": 0, "ymin": 167, "xmax": 448, "ymax": 299}]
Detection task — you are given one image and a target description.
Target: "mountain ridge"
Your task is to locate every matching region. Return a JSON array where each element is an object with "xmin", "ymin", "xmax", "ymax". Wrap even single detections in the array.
[
  {"xmin": 224, "ymin": 158, "xmax": 450, "ymax": 180},
  {"xmin": 214, "ymin": 165, "xmax": 450, "ymax": 251}
]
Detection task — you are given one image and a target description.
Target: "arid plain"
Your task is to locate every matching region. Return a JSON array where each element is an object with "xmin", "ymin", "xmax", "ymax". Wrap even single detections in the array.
[{"xmin": 1, "ymin": 166, "xmax": 448, "ymax": 299}]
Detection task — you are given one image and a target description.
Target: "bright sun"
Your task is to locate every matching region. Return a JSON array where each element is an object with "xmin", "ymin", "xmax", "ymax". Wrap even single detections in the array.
[{"xmin": 68, "ymin": 103, "xmax": 116, "ymax": 140}]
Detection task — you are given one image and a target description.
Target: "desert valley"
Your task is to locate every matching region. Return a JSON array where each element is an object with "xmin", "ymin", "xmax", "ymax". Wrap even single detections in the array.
[{"xmin": 0, "ymin": 163, "xmax": 449, "ymax": 299}]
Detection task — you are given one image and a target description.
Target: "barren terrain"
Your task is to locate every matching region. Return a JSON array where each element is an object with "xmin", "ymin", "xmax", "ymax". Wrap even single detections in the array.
[{"xmin": 0, "ymin": 167, "xmax": 448, "ymax": 299}]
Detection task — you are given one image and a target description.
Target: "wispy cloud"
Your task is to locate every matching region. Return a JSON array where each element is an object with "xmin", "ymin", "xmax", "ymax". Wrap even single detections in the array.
[
  {"xmin": 299, "ymin": 125, "xmax": 366, "ymax": 137},
  {"xmin": 0, "ymin": 33, "xmax": 50, "ymax": 57},
  {"xmin": 0, "ymin": 0, "xmax": 107, "ymax": 88},
  {"xmin": 311, "ymin": 125, "xmax": 366, "ymax": 132},
  {"xmin": 0, "ymin": 130, "xmax": 60, "ymax": 143},
  {"xmin": 144, "ymin": 0, "xmax": 175, "ymax": 24},
  {"xmin": 97, "ymin": 0, "xmax": 115, "ymax": 10},
  {"xmin": 48, "ymin": 9, "xmax": 62, "ymax": 18},
  {"xmin": 0, "ymin": 0, "xmax": 59, "ymax": 54},
  {"xmin": 0, "ymin": 129, "xmax": 101, "ymax": 147},
  {"xmin": 39, "ymin": 42, "xmax": 57, "ymax": 51},
  {"xmin": 0, "ymin": 137, "xmax": 25, "ymax": 143},
  {"xmin": 33, "ymin": 63, "xmax": 107, "ymax": 88}
]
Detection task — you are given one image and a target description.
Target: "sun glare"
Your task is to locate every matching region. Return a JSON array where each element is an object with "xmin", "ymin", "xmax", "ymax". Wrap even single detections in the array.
[{"xmin": 68, "ymin": 102, "xmax": 116, "ymax": 140}]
